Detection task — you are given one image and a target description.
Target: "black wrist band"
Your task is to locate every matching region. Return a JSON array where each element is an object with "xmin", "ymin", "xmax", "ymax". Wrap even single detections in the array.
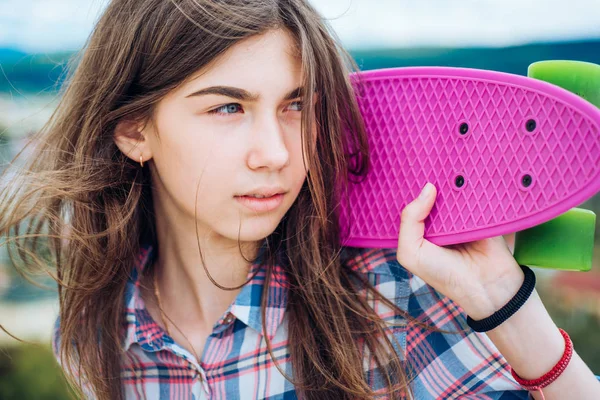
[{"xmin": 466, "ymin": 264, "xmax": 536, "ymax": 333}]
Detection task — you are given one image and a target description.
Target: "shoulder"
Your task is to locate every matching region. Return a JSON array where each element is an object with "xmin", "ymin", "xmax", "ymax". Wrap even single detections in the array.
[
  {"xmin": 343, "ymin": 247, "xmax": 413, "ymax": 309},
  {"xmin": 342, "ymin": 247, "xmax": 409, "ymax": 281},
  {"xmin": 342, "ymin": 246, "xmax": 450, "ymax": 331},
  {"xmin": 343, "ymin": 247, "xmax": 528, "ymax": 398},
  {"xmin": 342, "ymin": 247, "xmax": 470, "ymax": 322},
  {"xmin": 342, "ymin": 247, "xmax": 441, "ymax": 312},
  {"xmin": 342, "ymin": 246, "xmax": 474, "ymax": 330}
]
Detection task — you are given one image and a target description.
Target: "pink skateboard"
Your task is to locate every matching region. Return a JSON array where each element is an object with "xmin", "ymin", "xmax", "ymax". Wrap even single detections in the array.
[{"xmin": 338, "ymin": 66, "xmax": 600, "ymax": 251}]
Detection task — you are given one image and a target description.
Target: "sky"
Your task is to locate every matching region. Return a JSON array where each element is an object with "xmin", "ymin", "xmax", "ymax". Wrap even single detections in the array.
[{"xmin": 0, "ymin": 0, "xmax": 599, "ymax": 52}]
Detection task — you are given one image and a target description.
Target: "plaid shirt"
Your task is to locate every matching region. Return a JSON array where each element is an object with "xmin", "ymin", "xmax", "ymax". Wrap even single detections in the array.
[{"xmin": 53, "ymin": 244, "xmax": 530, "ymax": 399}]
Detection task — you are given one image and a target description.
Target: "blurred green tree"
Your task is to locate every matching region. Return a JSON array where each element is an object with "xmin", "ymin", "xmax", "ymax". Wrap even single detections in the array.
[{"xmin": 0, "ymin": 344, "xmax": 71, "ymax": 400}]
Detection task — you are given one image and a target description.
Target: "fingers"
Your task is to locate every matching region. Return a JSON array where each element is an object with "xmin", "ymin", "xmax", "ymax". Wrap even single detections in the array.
[{"xmin": 397, "ymin": 182, "xmax": 437, "ymax": 266}]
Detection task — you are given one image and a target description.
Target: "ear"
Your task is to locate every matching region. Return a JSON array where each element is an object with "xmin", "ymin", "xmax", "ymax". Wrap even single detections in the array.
[{"xmin": 113, "ymin": 118, "xmax": 153, "ymax": 165}]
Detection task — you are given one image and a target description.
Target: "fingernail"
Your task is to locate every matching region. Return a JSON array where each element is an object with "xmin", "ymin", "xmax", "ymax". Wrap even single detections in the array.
[{"xmin": 419, "ymin": 182, "xmax": 433, "ymax": 199}]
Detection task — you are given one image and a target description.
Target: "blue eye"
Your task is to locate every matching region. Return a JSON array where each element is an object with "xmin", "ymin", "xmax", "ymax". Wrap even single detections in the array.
[
  {"xmin": 210, "ymin": 103, "xmax": 243, "ymax": 115},
  {"xmin": 288, "ymin": 101, "xmax": 303, "ymax": 111}
]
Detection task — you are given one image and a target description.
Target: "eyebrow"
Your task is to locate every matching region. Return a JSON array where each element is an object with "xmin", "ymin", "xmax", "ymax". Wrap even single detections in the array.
[{"xmin": 185, "ymin": 86, "xmax": 304, "ymax": 102}]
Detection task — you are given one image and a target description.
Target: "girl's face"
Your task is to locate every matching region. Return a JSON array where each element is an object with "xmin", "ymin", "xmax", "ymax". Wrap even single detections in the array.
[{"xmin": 131, "ymin": 29, "xmax": 311, "ymax": 244}]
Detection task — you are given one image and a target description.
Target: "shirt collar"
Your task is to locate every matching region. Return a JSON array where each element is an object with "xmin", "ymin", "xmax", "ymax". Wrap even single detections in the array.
[{"xmin": 122, "ymin": 242, "xmax": 289, "ymax": 352}]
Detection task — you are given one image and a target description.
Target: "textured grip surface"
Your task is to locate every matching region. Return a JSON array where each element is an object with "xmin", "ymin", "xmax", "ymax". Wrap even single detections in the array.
[{"xmin": 339, "ymin": 67, "xmax": 600, "ymax": 247}]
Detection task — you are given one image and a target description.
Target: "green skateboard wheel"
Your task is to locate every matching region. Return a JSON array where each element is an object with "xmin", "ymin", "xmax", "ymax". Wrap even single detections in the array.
[
  {"xmin": 513, "ymin": 208, "xmax": 596, "ymax": 271},
  {"xmin": 528, "ymin": 60, "xmax": 600, "ymax": 108},
  {"xmin": 510, "ymin": 60, "xmax": 600, "ymax": 271}
]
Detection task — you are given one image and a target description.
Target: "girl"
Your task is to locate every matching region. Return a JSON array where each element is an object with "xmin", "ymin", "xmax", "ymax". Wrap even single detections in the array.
[{"xmin": 0, "ymin": 0, "xmax": 598, "ymax": 399}]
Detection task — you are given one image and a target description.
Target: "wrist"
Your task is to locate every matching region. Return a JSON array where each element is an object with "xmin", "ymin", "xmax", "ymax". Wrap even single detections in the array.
[{"xmin": 460, "ymin": 263, "xmax": 525, "ymax": 320}]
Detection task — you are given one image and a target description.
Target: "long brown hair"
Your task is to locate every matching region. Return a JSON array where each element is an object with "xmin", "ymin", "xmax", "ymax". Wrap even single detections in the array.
[{"xmin": 0, "ymin": 0, "xmax": 418, "ymax": 398}]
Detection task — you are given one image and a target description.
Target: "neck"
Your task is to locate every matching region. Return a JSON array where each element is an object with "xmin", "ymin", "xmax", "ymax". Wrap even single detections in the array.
[
  {"xmin": 154, "ymin": 233, "xmax": 255, "ymax": 318},
  {"xmin": 149, "ymin": 187, "xmax": 260, "ymax": 332}
]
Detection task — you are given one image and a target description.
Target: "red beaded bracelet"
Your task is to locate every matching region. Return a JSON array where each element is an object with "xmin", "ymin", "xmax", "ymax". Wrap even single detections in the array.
[{"xmin": 509, "ymin": 328, "xmax": 573, "ymax": 399}]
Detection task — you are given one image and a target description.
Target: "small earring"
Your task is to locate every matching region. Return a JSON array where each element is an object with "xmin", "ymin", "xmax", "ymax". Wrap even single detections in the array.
[{"xmin": 139, "ymin": 155, "xmax": 144, "ymax": 168}]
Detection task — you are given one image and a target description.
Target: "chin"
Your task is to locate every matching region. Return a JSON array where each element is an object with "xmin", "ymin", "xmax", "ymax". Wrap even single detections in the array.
[{"xmin": 223, "ymin": 216, "xmax": 283, "ymax": 242}]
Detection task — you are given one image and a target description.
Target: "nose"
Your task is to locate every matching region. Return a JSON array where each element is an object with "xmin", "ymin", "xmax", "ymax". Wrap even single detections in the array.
[{"xmin": 246, "ymin": 112, "xmax": 290, "ymax": 171}]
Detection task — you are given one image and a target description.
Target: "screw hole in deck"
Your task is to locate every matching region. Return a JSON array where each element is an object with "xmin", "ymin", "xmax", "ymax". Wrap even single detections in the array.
[
  {"xmin": 518, "ymin": 172, "xmax": 536, "ymax": 192},
  {"xmin": 456, "ymin": 121, "xmax": 472, "ymax": 138},
  {"xmin": 452, "ymin": 172, "xmax": 468, "ymax": 192},
  {"xmin": 455, "ymin": 175, "xmax": 465, "ymax": 188},
  {"xmin": 520, "ymin": 116, "xmax": 539, "ymax": 136}
]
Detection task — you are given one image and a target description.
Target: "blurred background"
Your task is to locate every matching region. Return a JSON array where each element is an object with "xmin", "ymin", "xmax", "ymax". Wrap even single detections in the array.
[{"xmin": 1, "ymin": 0, "xmax": 600, "ymax": 398}]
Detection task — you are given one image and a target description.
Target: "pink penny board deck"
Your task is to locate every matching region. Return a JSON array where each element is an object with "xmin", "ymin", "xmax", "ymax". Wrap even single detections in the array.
[{"xmin": 338, "ymin": 67, "xmax": 600, "ymax": 248}]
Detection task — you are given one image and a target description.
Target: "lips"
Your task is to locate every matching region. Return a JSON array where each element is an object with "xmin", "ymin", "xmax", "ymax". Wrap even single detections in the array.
[
  {"xmin": 244, "ymin": 193, "xmax": 280, "ymax": 199},
  {"xmin": 234, "ymin": 193, "xmax": 285, "ymax": 212},
  {"xmin": 238, "ymin": 187, "xmax": 287, "ymax": 198}
]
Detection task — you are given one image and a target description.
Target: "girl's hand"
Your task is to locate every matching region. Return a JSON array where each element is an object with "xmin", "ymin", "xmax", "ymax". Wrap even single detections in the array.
[{"xmin": 396, "ymin": 182, "xmax": 525, "ymax": 320}]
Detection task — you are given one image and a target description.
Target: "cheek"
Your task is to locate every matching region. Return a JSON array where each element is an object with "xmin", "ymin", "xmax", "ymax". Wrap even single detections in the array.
[
  {"xmin": 153, "ymin": 102, "xmax": 242, "ymax": 172},
  {"xmin": 149, "ymin": 110, "xmax": 236, "ymax": 207}
]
